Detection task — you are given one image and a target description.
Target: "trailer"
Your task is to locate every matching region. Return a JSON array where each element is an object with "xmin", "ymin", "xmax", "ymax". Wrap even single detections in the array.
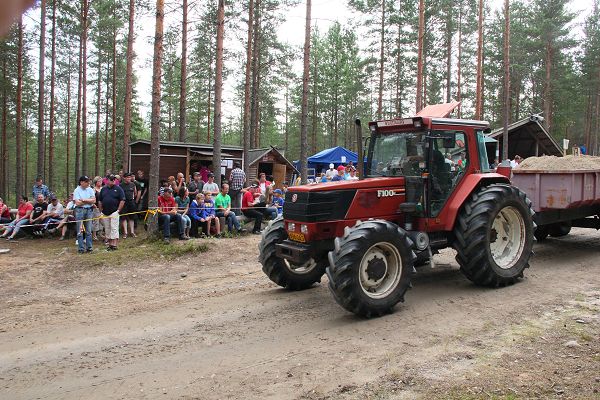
[{"xmin": 512, "ymin": 168, "xmax": 600, "ymax": 240}]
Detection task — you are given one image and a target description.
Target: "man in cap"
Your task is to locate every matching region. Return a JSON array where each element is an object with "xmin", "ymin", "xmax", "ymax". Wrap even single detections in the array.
[
  {"xmin": 272, "ymin": 189, "xmax": 284, "ymax": 214},
  {"xmin": 187, "ymin": 171, "xmax": 204, "ymax": 203},
  {"xmin": 325, "ymin": 163, "xmax": 336, "ymax": 180},
  {"xmin": 331, "ymin": 165, "xmax": 347, "ymax": 181},
  {"xmin": 73, "ymin": 176, "xmax": 96, "ymax": 253},
  {"xmin": 43, "ymin": 194, "xmax": 65, "ymax": 233},
  {"xmin": 98, "ymin": 174, "xmax": 125, "ymax": 250},
  {"xmin": 202, "ymin": 172, "xmax": 220, "ymax": 196},
  {"xmin": 241, "ymin": 183, "xmax": 264, "ymax": 234},
  {"xmin": 157, "ymin": 187, "xmax": 189, "ymax": 243}
]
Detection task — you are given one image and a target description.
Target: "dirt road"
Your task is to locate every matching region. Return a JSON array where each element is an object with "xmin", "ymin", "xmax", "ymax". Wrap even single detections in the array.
[{"xmin": 0, "ymin": 230, "xmax": 599, "ymax": 399}]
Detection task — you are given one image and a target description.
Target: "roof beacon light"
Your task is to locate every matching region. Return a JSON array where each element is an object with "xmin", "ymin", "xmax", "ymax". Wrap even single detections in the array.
[{"xmin": 413, "ymin": 118, "xmax": 423, "ymax": 129}]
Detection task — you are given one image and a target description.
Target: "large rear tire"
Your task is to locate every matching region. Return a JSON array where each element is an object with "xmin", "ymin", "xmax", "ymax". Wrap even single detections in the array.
[
  {"xmin": 327, "ymin": 220, "xmax": 416, "ymax": 318},
  {"xmin": 259, "ymin": 216, "xmax": 327, "ymax": 290},
  {"xmin": 454, "ymin": 183, "xmax": 534, "ymax": 287}
]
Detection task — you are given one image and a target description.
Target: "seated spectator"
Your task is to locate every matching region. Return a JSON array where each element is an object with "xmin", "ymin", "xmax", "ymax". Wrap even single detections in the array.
[
  {"xmin": 157, "ymin": 187, "xmax": 189, "ymax": 243},
  {"xmin": 189, "ymin": 193, "xmax": 205, "ymax": 237},
  {"xmin": 202, "ymin": 192, "xmax": 220, "ymax": 236},
  {"xmin": 32, "ymin": 176, "xmax": 50, "ymax": 200},
  {"xmin": 272, "ymin": 189, "xmax": 284, "ymax": 214},
  {"xmin": 241, "ymin": 183, "xmax": 264, "ymax": 234},
  {"xmin": 347, "ymin": 168, "xmax": 359, "ymax": 181},
  {"xmin": 159, "ymin": 179, "xmax": 170, "ymax": 196},
  {"xmin": 175, "ymin": 188, "xmax": 192, "ymax": 239},
  {"xmin": 187, "ymin": 172, "xmax": 204, "ymax": 203},
  {"xmin": 260, "ymin": 186, "xmax": 278, "ymax": 220},
  {"xmin": 98, "ymin": 174, "xmax": 125, "ymax": 250},
  {"xmin": 173, "ymin": 172, "xmax": 186, "ymax": 194},
  {"xmin": 319, "ymin": 173, "xmax": 328, "ymax": 183},
  {"xmin": 43, "ymin": 195, "xmax": 64, "ymax": 232},
  {"xmin": 332, "ymin": 165, "xmax": 346, "ymax": 181},
  {"xmin": 29, "ymin": 193, "xmax": 49, "ymax": 236},
  {"xmin": 56, "ymin": 195, "xmax": 76, "ymax": 240},
  {"xmin": 215, "ymin": 183, "xmax": 242, "ymax": 233},
  {"xmin": 0, "ymin": 195, "xmax": 33, "ymax": 240},
  {"xmin": 202, "ymin": 173, "xmax": 220, "ymax": 196},
  {"xmin": 167, "ymin": 175, "xmax": 176, "ymax": 192},
  {"xmin": 0, "ymin": 197, "xmax": 11, "ymax": 225}
]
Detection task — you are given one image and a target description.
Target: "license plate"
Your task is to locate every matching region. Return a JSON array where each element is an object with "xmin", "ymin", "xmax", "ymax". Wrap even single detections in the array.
[{"xmin": 288, "ymin": 232, "xmax": 306, "ymax": 243}]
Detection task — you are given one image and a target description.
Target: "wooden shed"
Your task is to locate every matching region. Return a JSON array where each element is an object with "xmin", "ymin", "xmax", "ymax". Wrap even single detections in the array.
[
  {"xmin": 247, "ymin": 147, "xmax": 298, "ymax": 189},
  {"xmin": 129, "ymin": 140, "xmax": 244, "ymax": 181}
]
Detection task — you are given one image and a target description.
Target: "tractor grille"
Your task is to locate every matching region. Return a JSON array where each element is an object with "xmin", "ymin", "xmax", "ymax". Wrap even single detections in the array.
[{"xmin": 283, "ymin": 190, "xmax": 356, "ymax": 222}]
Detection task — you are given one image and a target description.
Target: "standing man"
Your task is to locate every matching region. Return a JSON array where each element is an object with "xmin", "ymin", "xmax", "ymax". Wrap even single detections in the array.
[
  {"xmin": 228, "ymin": 163, "xmax": 246, "ymax": 216},
  {"xmin": 73, "ymin": 176, "xmax": 96, "ymax": 254},
  {"xmin": 325, "ymin": 163, "xmax": 336, "ymax": 180},
  {"xmin": 202, "ymin": 172, "xmax": 220, "ymax": 196},
  {"xmin": 32, "ymin": 176, "xmax": 50, "ymax": 200},
  {"xmin": 98, "ymin": 174, "xmax": 125, "ymax": 251},
  {"xmin": 215, "ymin": 183, "xmax": 243, "ymax": 233},
  {"xmin": 187, "ymin": 172, "xmax": 204, "ymax": 203},
  {"xmin": 135, "ymin": 170, "xmax": 149, "ymax": 211},
  {"xmin": 119, "ymin": 172, "xmax": 138, "ymax": 238}
]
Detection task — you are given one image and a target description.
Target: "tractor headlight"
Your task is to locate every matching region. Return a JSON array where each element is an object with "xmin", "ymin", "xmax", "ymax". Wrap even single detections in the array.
[
  {"xmin": 411, "ymin": 231, "xmax": 429, "ymax": 251},
  {"xmin": 300, "ymin": 224, "xmax": 308, "ymax": 234},
  {"xmin": 287, "ymin": 222, "xmax": 296, "ymax": 231}
]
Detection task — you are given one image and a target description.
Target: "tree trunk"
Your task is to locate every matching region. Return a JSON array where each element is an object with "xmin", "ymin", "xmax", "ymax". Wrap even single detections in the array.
[
  {"xmin": 475, "ymin": 0, "xmax": 484, "ymax": 120},
  {"xmin": 1, "ymin": 58, "xmax": 7, "ymax": 197},
  {"xmin": 445, "ymin": 7, "xmax": 452, "ymax": 103},
  {"xmin": 16, "ymin": 19, "xmax": 24, "ymax": 197},
  {"xmin": 122, "ymin": 0, "xmax": 135, "ymax": 173},
  {"xmin": 285, "ymin": 86, "xmax": 289, "ymax": 152},
  {"xmin": 416, "ymin": 0, "xmax": 425, "ymax": 113},
  {"xmin": 81, "ymin": 0, "xmax": 88, "ymax": 175},
  {"xmin": 65, "ymin": 56, "xmax": 71, "ymax": 189},
  {"xmin": 395, "ymin": 16, "xmax": 402, "ymax": 117},
  {"xmin": 179, "ymin": 0, "xmax": 188, "ymax": 143},
  {"xmin": 95, "ymin": 57, "xmax": 102, "ymax": 176},
  {"xmin": 111, "ymin": 14, "xmax": 117, "ymax": 171},
  {"xmin": 543, "ymin": 41, "xmax": 553, "ymax": 134},
  {"xmin": 501, "ymin": 0, "xmax": 510, "ymax": 161},
  {"xmin": 149, "ymin": 0, "xmax": 165, "ymax": 213},
  {"xmin": 456, "ymin": 4, "xmax": 462, "ymax": 117},
  {"xmin": 104, "ymin": 61, "xmax": 110, "ymax": 174},
  {"xmin": 75, "ymin": 22, "xmax": 83, "ymax": 178},
  {"xmin": 48, "ymin": 0, "xmax": 57, "ymax": 189},
  {"xmin": 376, "ymin": 0, "xmax": 385, "ymax": 119},
  {"xmin": 311, "ymin": 54, "xmax": 318, "ymax": 154},
  {"xmin": 299, "ymin": 0, "xmax": 311, "ymax": 184},
  {"xmin": 249, "ymin": 0, "xmax": 261, "ymax": 148},
  {"xmin": 206, "ymin": 39, "xmax": 213, "ymax": 143},
  {"xmin": 242, "ymin": 0, "xmax": 254, "ymax": 173},
  {"xmin": 38, "ymin": 0, "xmax": 47, "ymax": 180},
  {"xmin": 213, "ymin": 0, "xmax": 225, "ymax": 187}
]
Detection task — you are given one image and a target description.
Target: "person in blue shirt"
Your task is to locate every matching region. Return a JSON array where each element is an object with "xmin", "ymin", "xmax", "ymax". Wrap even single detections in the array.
[
  {"xmin": 272, "ymin": 189, "xmax": 285, "ymax": 214},
  {"xmin": 203, "ymin": 192, "xmax": 221, "ymax": 236},
  {"xmin": 189, "ymin": 193, "xmax": 205, "ymax": 237},
  {"xmin": 331, "ymin": 165, "xmax": 347, "ymax": 181},
  {"xmin": 73, "ymin": 176, "xmax": 96, "ymax": 253},
  {"xmin": 32, "ymin": 176, "xmax": 51, "ymax": 200}
]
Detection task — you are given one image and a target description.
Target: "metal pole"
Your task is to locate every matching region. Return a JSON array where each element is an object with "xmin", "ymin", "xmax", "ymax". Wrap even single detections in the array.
[{"xmin": 355, "ymin": 119, "xmax": 364, "ymax": 180}]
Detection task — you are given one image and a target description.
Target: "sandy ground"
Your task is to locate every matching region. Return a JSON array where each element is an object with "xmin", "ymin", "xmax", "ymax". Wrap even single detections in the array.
[{"xmin": 0, "ymin": 229, "xmax": 599, "ymax": 400}]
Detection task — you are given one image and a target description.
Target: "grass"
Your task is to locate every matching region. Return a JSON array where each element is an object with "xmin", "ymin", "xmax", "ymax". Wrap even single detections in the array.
[{"xmin": 83, "ymin": 235, "xmax": 209, "ymax": 267}]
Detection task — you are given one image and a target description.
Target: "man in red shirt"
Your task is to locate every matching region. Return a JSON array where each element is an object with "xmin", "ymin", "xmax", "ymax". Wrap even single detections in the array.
[
  {"xmin": 241, "ymin": 183, "xmax": 263, "ymax": 234},
  {"xmin": 158, "ymin": 188, "xmax": 189, "ymax": 243}
]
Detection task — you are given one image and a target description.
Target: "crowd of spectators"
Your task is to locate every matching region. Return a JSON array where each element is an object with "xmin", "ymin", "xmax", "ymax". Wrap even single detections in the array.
[
  {"xmin": 317, "ymin": 162, "xmax": 360, "ymax": 183},
  {"xmin": 0, "ymin": 163, "xmax": 288, "ymax": 250}
]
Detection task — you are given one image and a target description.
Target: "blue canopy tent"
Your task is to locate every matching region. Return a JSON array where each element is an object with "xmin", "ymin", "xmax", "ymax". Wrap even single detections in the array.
[{"xmin": 293, "ymin": 146, "xmax": 363, "ymax": 182}]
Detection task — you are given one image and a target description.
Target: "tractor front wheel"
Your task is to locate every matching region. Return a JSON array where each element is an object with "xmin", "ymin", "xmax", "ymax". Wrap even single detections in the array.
[
  {"xmin": 259, "ymin": 216, "xmax": 327, "ymax": 290},
  {"xmin": 454, "ymin": 183, "xmax": 534, "ymax": 287},
  {"xmin": 327, "ymin": 220, "xmax": 416, "ymax": 317}
]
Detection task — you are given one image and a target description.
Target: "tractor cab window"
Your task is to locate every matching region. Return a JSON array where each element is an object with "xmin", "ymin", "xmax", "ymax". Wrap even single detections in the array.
[
  {"xmin": 368, "ymin": 131, "xmax": 426, "ymax": 177},
  {"xmin": 428, "ymin": 131, "xmax": 467, "ymax": 217}
]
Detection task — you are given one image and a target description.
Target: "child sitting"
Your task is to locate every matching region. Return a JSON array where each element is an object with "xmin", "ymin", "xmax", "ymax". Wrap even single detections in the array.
[
  {"xmin": 203, "ymin": 192, "xmax": 221, "ymax": 236},
  {"xmin": 272, "ymin": 189, "xmax": 285, "ymax": 215}
]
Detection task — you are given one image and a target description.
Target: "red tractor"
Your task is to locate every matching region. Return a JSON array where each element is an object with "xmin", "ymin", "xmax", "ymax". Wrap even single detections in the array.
[{"xmin": 259, "ymin": 116, "xmax": 534, "ymax": 317}]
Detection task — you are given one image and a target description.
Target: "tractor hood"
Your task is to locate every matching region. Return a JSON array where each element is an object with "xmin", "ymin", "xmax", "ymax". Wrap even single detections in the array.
[{"xmin": 288, "ymin": 177, "xmax": 406, "ymax": 192}]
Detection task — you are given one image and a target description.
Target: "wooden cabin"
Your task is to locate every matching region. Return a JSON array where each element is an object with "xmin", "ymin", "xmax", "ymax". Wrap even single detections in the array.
[{"xmin": 247, "ymin": 147, "xmax": 298, "ymax": 189}]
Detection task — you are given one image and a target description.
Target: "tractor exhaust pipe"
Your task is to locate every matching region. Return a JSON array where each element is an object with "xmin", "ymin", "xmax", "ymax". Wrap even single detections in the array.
[{"xmin": 355, "ymin": 119, "xmax": 364, "ymax": 180}]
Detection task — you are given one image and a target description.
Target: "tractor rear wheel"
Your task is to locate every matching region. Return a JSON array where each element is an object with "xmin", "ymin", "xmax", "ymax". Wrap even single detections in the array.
[
  {"xmin": 259, "ymin": 216, "xmax": 327, "ymax": 290},
  {"xmin": 327, "ymin": 220, "xmax": 416, "ymax": 317},
  {"xmin": 454, "ymin": 183, "xmax": 534, "ymax": 287}
]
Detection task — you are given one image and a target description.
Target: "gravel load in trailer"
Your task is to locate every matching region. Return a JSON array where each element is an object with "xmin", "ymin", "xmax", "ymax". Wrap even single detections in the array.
[{"xmin": 517, "ymin": 155, "xmax": 600, "ymax": 171}]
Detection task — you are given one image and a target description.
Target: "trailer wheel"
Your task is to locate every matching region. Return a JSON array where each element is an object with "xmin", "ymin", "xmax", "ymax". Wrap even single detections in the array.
[
  {"xmin": 454, "ymin": 183, "xmax": 534, "ymax": 287},
  {"xmin": 534, "ymin": 225, "xmax": 549, "ymax": 242},
  {"xmin": 549, "ymin": 222, "xmax": 571, "ymax": 237},
  {"xmin": 327, "ymin": 220, "xmax": 416, "ymax": 318},
  {"xmin": 259, "ymin": 216, "xmax": 327, "ymax": 290}
]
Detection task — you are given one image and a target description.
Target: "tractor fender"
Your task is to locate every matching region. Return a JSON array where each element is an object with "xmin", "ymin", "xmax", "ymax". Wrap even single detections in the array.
[{"xmin": 442, "ymin": 173, "xmax": 510, "ymax": 231}]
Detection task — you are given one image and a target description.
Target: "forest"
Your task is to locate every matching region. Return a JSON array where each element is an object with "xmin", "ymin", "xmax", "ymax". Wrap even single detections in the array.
[{"xmin": 0, "ymin": 0, "xmax": 599, "ymax": 202}]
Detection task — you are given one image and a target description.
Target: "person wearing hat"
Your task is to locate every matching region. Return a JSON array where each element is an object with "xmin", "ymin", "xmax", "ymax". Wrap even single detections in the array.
[
  {"xmin": 187, "ymin": 171, "xmax": 204, "ymax": 203},
  {"xmin": 157, "ymin": 187, "xmax": 189, "ymax": 243},
  {"xmin": 325, "ymin": 163, "xmax": 336, "ymax": 181},
  {"xmin": 202, "ymin": 172, "xmax": 220, "ymax": 196},
  {"xmin": 73, "ymin": 175, "xmax": 96, "ymax": 253},
  {"xmin": 272, "ymin": 189, "xmax": 284, "ymax": 215},
  {"xmin": 98, "ymin": 174, "xmax": 125, "ymax": 250},
  {"xmin": 241, "ymin": 183, "xmax": 264, "ymax": 234},
  {"xmin": 331, "ymin": 165, "xmax": 347, "ymax": 182},
  {"xmin": 43, "ymin": 194, "xmax": 65, "ymax": 233}
]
